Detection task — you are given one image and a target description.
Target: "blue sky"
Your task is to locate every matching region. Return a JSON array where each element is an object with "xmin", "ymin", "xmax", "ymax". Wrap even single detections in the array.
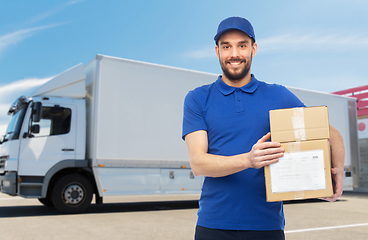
[{"xmin": 0, "ymin": 0, "xmax": 368, "ymax": 134}]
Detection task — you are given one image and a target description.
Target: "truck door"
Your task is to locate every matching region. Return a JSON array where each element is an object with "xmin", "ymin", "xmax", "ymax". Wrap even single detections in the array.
[{"xmin": 18, "ymin": 103, "xmax": 77, "ymax": 176}]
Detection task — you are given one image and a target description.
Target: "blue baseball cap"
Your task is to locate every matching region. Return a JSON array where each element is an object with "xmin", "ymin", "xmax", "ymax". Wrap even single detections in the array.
[{"xmin": 214, "ymin": 17, "xmax": 255, "ymax": 43}]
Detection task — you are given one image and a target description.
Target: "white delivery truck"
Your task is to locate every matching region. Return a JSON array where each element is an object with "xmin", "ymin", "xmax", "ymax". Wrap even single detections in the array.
[
  {"xmin": 0, "ymin": 55, "xmax": 215, "ymax": 213},
  {"xmin": 0, "ymin": 54, "xmax": 359, "ymax": 213}
]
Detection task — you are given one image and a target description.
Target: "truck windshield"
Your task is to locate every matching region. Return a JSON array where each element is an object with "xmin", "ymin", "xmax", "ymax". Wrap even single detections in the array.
[{"xmin": 3, "ymin": 103, "xmax": 28, "ymax": 142}]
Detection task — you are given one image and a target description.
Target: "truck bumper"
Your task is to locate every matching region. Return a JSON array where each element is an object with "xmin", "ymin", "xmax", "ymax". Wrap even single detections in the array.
[{"xmin": 0, "ymin": 172, "xmax": 17, "ymax": 196}]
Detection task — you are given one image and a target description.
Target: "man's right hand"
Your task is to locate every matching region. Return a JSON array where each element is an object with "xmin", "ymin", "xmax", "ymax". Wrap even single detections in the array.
[{"xmin": 248, "ymin": 132, "xmax": 284, "ymax": 169}]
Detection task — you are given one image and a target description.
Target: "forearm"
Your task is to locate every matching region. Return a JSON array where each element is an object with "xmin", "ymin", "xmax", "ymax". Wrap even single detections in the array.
[
  {"xmin": 189, "ymin": 152, "xmax": 250, "ymax": 178},
  {"xmin": 185, "ymin": 131, "xmax": 283, "ymax": 178},
  {"xmin": 330, "ymin": 125, "xmax": 345, "ymax": 171},
  {"xmin": 321, "ymin": 125, "xmax": 345, "ymax": 201}
]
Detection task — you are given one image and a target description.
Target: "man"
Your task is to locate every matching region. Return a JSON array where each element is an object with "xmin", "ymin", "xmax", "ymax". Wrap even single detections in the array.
[{"xmin": 182, "ymin": 17, "xmax": 345, "ymax": 240}]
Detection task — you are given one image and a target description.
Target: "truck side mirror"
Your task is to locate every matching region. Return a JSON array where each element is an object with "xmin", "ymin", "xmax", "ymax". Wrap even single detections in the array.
[
  {"xmin": 31, "ymin": 125, "xmax": 40, "ymax": 134},
  {"xmin": 32, "ymin": 102, "xmax": 42, "ymax": 123}
]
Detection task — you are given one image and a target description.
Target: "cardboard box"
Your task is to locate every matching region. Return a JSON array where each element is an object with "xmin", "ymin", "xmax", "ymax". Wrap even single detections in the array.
[
  {"xmin": 265, "ymin": 106, "xmax": 333, "ymax": 202},
  {"xmin": 269, "ymin": 106, "xmax": 330, "ymax": 143}
]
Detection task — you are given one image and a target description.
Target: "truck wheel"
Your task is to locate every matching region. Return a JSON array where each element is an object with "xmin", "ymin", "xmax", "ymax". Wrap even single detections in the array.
[
  {"xmin": 38, "ymin": 197, "xmax": 53, "ymax": 207},
  {"xmin": 51, "ymin": 174, "xmax": 93, "ymax": 214}
]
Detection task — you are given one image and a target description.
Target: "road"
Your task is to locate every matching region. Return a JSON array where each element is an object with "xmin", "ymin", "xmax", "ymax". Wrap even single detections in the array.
[{"xmin": 0, "ymin": 192, "xmax": 367, "ymax": 239}]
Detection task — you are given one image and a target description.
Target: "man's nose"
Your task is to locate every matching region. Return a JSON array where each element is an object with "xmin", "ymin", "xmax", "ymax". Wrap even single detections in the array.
[{"xmin": 230, "ymin": 47, "xmax": 240, "ymax": 57}]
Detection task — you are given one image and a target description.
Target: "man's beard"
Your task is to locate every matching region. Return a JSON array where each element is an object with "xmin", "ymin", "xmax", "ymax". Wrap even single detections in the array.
[{"xmin": 220, "ymin": 56, "xmax": 252, "ymax": 82}]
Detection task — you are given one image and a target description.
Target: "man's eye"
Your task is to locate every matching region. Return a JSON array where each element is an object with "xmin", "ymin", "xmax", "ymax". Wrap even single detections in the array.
[
  {"xmin": 223, "ymin": 46, "xmax": 230, "ymax": 49},
  {"xmin": 240, "ymin": 45, "xmax": 246, "ymax": 48}
]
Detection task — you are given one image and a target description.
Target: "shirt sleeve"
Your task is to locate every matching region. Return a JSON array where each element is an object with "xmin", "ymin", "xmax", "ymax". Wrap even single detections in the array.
[
  {"xmin": 182, "ymin": 90, "xmax": 207, "ymax": 140},
  {"xmin": 281, "ymin": 86, "xmax": 306, "ymax": 108}
]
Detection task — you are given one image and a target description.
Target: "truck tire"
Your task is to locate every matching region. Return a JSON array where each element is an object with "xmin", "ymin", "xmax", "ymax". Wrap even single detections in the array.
[
  {"xmin": 51, "ymin": 174, "xmax": 93, "ymax": 214},
  {"xmin": 38, "ymin": 197, "xmax": 53, "ymax": 207}
]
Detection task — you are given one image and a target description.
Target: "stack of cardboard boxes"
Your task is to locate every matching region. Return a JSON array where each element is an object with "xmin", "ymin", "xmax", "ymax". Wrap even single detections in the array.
[{"xmin": 265, "ymin": 106, "xmax": 333, "ymax": 202}]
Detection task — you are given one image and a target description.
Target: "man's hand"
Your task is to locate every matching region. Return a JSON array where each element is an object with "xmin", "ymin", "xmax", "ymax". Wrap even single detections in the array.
[
  {"xmin": 319, "ymin": 167, "xmax": 344, "ymax": 202},
  {"xmin": 248, "ymin": 132, "xmax": 284, "ymax": 169}
]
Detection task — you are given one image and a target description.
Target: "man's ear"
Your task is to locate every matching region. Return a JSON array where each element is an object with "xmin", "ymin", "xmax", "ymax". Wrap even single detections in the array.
[
  {"xmin": 252, "ymin": 42, "xmax": 257, "ymax": 58},
  {"xmin": 215, "ymin": 45, "xmax": 220, "ymax": 59}
]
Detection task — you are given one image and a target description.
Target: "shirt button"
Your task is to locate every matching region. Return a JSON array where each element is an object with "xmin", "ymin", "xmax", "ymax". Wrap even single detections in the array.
[{"xmin": 237, "ymin": 97, "xmax": 241, "ymax": 101}]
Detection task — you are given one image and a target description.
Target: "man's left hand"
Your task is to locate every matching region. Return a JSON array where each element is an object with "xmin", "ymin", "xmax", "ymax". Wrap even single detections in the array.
[{"xmin": 319, "ymin": 167, "xmax": 344, "ymax": 202}]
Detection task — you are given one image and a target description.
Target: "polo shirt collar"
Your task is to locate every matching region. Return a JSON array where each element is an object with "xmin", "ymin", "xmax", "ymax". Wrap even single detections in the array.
[{"xmin": 215, "ymin": 74, "xmax": 260, "ymax": 96}]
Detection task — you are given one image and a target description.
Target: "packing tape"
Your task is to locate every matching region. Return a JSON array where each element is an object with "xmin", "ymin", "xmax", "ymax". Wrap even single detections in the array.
[
  {"xmin": 294, "ymin": 191, "xmax": 305, "ymax": 200},
  {"xmin": 288, "ymin": 142, "xmax": 301, "ymax": 152},
  {"xmin": 292, "ymin": 108, "xmax": 306, "ymax": 141}
]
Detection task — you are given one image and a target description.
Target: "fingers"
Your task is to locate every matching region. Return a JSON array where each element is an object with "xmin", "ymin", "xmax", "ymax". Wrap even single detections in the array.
[
  {"xmin": 319, "ymin": 189, "xmax": 342, "ymax": 202},
  {"xmin": 255, "ymin": 133, "xmax": 281, "ymax": 151},
  {"xmin": 250, "ymin": 146, "xmax": 284, "ymax": 169},
  {"xmin": 253, "ymin": 147, "xmax": 284, "ymax": 159},
  {"xmin": 319, "ymin": 168, "xmax": 343, "ymax": 202},
  {"xmin": 252, "ymin": 150, "xmax": 284, "ymax": 167},
  {"xmin": 319, "ymin": 196, "xmax": 337, "ymax": 202},
  {"xmin": 254, "ymin": 141, "xmax": 282, "ymax": 151},
  {"xmin": 249, "ymin": 133, "xmax": 284, "ymax": 169},
  {"xmin": 251, "ymin": 157, "xmax": 281, "ymax": 169},
  {"xmin": 257, "ymin": 132, "xmax": 271, "ymax": 143}
]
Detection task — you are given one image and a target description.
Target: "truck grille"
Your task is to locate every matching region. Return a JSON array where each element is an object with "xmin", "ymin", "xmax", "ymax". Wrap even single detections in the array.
[{"xmin": 0, "ymin": 155, "xmax": 9, "ymax": 169}]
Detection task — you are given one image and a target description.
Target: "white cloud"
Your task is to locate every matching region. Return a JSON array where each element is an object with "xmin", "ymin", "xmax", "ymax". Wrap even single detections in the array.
[
  {"xmin": 0, "ymin": 24, "xmax": 62, "ymax": 56},
  {"xmin": 0, "ymin": 77, "xmax": 51, "ymax": 99},
  {"xmin": 184, "ymin": 47, "xmax": 215, "ymax": 59},
  {"xmin": 0, "ymin": 77, "xmax": 51, "ymax": 136},
  {"xmin": 27, "ymin": 0, "xmax": 84, "ymax": 25},
  {"xmin": 184, "ymin": 29, "xmax": 368, "ymax": 59},
  {"xmin": 0, "ymin": 0, "xmax": 83, "ymax": 56},
  {"xmin": 257, "ymin": 32, "xmax": 368, "ymax": 53}
]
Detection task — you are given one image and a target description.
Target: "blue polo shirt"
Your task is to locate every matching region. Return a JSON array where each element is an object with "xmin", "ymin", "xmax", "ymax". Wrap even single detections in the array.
[{"xmin": 182, "ymin": 75, "xmax": 305, "ymax": 231}]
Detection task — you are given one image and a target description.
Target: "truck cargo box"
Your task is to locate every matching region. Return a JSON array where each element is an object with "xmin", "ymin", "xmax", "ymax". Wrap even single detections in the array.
[{"xmin": 85, "ymin": 55, "xmax": 216, "ymax": 168}]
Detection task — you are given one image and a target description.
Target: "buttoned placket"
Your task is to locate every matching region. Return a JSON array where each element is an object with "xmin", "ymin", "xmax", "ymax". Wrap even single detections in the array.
[{"xmin": 234, "ymin": 88, "xmax": 244, "ymax": 113}]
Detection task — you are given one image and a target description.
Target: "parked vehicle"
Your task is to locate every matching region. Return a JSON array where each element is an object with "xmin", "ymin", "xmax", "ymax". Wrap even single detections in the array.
[{"xmin": 0, "ymin": 55, "xmax": 358, "ymax": 213}]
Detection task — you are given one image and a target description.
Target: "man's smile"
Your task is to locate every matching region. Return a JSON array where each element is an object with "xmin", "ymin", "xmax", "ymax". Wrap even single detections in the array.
[{"xmin": 227, "ymin": 59, "xmax": 245, "ymax": 68}]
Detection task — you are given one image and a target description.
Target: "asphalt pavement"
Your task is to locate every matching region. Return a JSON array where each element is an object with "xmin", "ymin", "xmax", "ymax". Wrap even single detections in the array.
[{"xmin": 0, "ymin": 192, "xmax": 367, "ymax": 239}]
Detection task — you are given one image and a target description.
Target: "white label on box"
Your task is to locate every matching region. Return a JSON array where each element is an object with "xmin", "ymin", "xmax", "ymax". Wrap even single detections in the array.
[{"xmin": 270, "ymin": 149, "xmax": 326, "ymax": 193}]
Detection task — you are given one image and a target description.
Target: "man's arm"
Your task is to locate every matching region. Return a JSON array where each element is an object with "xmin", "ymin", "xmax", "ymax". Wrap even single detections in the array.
[
  {"xmin": 320, "ymin": 125, "xmax": 345, "ymax": 202},
  {"xmin": 185, "ymin": 130, "xmax": 284, "ymax": 177}
]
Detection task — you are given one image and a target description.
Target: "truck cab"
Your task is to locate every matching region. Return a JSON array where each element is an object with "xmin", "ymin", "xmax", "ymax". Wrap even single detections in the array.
[{"xmin": 0, "ymin": 64, "xmax": 92, "ymax": 213}]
